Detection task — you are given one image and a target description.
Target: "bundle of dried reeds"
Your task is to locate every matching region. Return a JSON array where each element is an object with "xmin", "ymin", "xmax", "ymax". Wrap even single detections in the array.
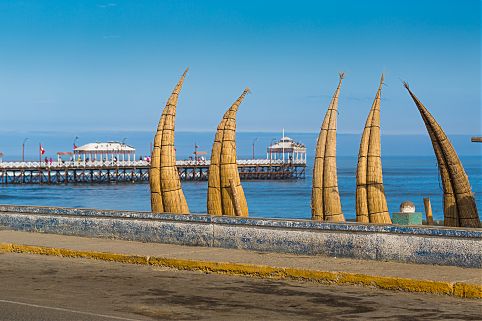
[
  {"xmin": 355, "ymin": 74, "xmax": 391, "ymax": 224},
  {"xmin": 149, "ymin": 68, "xmax": 190, "ymax": 214},
  {"xmin": 311, "ymin": 74, "xmax": 345, "ymax": 222},
  {"xmin": 207, "ymin": 89, "xmax": 250, "ymax": 216},
  {"xmin": 404, "ymin": 83, "xmax": 479, "ymax": 228}
]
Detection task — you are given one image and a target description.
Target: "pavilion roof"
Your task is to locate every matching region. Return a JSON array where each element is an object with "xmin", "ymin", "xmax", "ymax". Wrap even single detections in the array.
[
  {"xmin": 74, "ymin": 141, "xmax": 135, "ymax": 154},
  {"xmin": 268, "ymin": 136, "xmax": 306, "ymax": 152}
]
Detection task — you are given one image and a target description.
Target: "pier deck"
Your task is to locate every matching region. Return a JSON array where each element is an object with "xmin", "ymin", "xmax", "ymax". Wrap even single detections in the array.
[{"xmin": 0, "ymin": 159, "xmax": 306, "ymax": 184}]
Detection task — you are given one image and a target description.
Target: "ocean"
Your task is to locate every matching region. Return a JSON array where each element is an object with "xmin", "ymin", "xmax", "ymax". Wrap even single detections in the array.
[{"xmin": 0, "ymin": 131, "xmax": 480, "ymax": 221}]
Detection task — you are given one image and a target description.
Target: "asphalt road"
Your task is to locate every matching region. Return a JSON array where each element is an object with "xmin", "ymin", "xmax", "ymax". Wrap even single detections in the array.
[{"xmin": 0, "ymin": 252, "xmax": 480, "ymax": 321}]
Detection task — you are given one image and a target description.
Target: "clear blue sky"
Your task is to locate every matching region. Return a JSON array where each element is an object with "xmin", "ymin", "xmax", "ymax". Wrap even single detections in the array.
[{"xmin": 0, "ymin": 0, "xmax": 480, "ymax": 134}]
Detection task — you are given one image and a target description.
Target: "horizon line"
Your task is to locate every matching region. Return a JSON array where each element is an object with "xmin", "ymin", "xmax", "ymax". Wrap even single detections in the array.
[{"xmin": 0, "ymin": 130, "xmax": 479, "ymax": 136}]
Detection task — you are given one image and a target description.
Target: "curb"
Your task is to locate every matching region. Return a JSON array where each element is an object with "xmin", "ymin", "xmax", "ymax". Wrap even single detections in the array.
[{"xmin": 1, "ymin": 242, "xmax": 480, "ymax": 299}]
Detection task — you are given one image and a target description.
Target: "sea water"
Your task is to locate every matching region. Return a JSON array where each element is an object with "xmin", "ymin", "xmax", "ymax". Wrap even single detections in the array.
[{"xmin": 0, "ymin": 131, "xmax": 480, "ymax": 221}]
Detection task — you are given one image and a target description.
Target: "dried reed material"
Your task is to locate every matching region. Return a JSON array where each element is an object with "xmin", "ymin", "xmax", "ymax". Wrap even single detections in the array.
[
  {"xmin": 311, "ymin": 74, "xmax": 345, "ymax": 222},
  {"xmin": 423, "ymin": 197, "xmax": 434, "ymax": 225},
  {"xmin": 149, "ymin": 106, "xmax": 168, "ymax": 213},
  {"xmin": 404, "ymin": 83, "xmax": 479, "ymax": 228},
  {"xmin": 356, "ymin": 74, "xmax": 391, "ymax": 224},
  {"xmin": 150, "ymin": 68, "xmax": 190, "ymax": 214},
  {"xmin": 207, "ymin": 89, "xmax": 250, "ymax": 216},
  {"xmin": 229, "ymin": 178, "xmax": 243, "ymax": 216}
]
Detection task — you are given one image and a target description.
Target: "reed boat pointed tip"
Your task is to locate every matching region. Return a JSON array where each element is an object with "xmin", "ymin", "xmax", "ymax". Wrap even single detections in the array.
[
  {"xmin": 402, "ymin": 81, "xmax": 410, "ymax": 91},
  {"xmin": 230, "ymin": 88, "xmax": 251, "ymax": 112},
  {"xmin": 375, "ymin": 74, "xmax": 385, "ymax": 97},
  {"xmin": 403, "ymin": 81, "xmax": 420, "ymax": 102}
]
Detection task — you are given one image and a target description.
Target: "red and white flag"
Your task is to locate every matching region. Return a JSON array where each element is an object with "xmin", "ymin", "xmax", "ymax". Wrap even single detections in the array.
[{"xmin": 40, "ymin": 144, "xmax": 45, "ymax": 155}]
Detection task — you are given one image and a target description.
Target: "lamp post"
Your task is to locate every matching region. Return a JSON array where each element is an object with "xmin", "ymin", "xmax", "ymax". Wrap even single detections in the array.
[
  {"xmin": 71, "ymin": 136, "xmax": 79, "ymax": 164},
  {"xmin": 22, "ymin": 138, "xmax": 29, "ymax": 162},
  {"xmin": 73, "ymin": 136, "xmax": 79, "ymax": 149},
  {"xmin": 252, "ymin": 137, "xmax": 258, "ymax": 160}
]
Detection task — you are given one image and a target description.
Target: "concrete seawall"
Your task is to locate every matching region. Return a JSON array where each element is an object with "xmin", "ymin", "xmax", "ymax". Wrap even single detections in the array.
[{"xmin": 0, "ymin": 204, "xmax": 480, "ymax": 268}]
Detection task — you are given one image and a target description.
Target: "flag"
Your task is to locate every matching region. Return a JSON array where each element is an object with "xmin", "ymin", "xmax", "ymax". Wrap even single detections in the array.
[
  {"xmin": 40, "ymin": 144, "xmax": 45, "ymax": 155},
  {"xmin": 73, "ymin": 144, "xmax": 78, "ymax": 149}
]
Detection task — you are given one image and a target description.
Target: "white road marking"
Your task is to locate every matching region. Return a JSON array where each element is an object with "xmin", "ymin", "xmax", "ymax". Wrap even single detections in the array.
[{"xmin": 0, "ymin": 299, "xmax": 141, "ymax": 321}]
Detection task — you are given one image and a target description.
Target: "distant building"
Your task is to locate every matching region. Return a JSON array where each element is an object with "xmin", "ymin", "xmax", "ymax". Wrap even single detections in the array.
[
  {"xmin": 267, "ymin": 136, "xmax": 306, "ymax": 162},
  {"xmin": 74, "ymin": 141, "xmax": 136, "ymax": 162}
]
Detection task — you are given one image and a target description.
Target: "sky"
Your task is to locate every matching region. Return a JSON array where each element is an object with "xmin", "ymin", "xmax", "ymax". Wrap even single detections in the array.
[{"xmin": 0, "ymin": 0, "xmax": 480, "ymax": 135}]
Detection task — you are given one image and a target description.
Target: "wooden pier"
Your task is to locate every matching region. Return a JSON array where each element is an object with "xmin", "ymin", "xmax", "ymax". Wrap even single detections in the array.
[{"xmin": 0, "ymin": 159, "xmax": 306, "ymax": 184}]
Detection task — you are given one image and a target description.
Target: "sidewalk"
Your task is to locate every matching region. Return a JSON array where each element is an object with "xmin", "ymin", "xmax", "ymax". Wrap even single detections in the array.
[{"xmin": 0, "ymin": 228, "xmax": 480, "ymax": 298}]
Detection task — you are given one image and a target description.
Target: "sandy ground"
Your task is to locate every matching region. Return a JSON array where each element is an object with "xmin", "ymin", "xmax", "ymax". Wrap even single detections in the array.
[{"xmin": 0, "ymin": 252, "xmax": 480, "ymax": 321}]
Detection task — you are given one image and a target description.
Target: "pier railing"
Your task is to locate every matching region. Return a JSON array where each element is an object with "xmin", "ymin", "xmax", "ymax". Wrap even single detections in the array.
[
  {"xmin": 0, "ymin": 160, "xmax": 149, "ymax": 169},
  {"xmin": 0, "ymin": 158, "xmax": 306, "ymax": 169},
  {"xmin": 0, "ymin": 158, "xmax": 306, "ymax": 184}
]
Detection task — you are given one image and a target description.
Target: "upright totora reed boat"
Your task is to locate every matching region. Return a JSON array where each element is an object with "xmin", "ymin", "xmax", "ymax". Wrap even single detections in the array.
[
  {"xmin": 404, "ymin": 83, "xmax": 479, "ymax": 228},
  {"xmin": 207, "ymin": 89, "xmax": 250, "ymax": 216},
  {"xmin": 149, "ymin": 68, "xmax": 190, "ymax": 214},
  {"xmin": 355, "ymin": 74, "xmax": 391, "ymax": 224},
  {"xmin": 311, "ymin": 73, "xmax": 345, "ymax": 222}
]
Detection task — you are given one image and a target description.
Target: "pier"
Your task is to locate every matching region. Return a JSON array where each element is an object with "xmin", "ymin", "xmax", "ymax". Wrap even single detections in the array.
[
  {"xmin": 0, "ymin": 159, "xmax": 306, "ymax": 184},
  {"xmin": 0, "ymin": 135, "xmax": 307, "ymax": 184}
]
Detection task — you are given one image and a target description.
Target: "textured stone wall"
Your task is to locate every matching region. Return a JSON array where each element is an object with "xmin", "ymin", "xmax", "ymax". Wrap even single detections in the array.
[{"xmin": 0, "ymin": 204, "xmax": 480, "ymax": 268}]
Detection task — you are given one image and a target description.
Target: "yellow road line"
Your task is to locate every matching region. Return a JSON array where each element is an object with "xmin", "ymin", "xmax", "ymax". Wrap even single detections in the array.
[{"xmin": 1, "ymin": 243, "xmax": 480, "ymax": 299}]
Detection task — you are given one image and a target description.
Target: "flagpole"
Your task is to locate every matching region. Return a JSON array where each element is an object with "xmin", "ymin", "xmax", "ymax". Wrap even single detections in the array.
[{"xmin": 282, "ymin": 128, "xmax": 285, "ymax": 162}]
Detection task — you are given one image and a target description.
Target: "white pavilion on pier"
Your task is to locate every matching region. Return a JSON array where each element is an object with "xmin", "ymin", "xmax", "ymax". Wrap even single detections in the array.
[
  {"xmin": 74, "ymin": 142, "xmax": 136, "ymax": 163},
  {"xmin": 267, "ymin": 136, "xmax": 306, "ymax": 163}
]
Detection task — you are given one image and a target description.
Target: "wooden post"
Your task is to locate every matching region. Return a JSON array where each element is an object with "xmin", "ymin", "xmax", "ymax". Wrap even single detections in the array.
[
  {"xmin": 229, "ymin": 179, "xmax": 242, "ymax": 217},
  {"xmin": 423, "ymin": 197, "xmax": 434, "ymax": 225}
]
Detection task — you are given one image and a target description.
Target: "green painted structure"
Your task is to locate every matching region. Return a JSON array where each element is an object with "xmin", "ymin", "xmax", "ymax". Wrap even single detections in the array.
[{"xmin": 392, "ymin": 212, "xmax": 423, "ymax": 225}]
